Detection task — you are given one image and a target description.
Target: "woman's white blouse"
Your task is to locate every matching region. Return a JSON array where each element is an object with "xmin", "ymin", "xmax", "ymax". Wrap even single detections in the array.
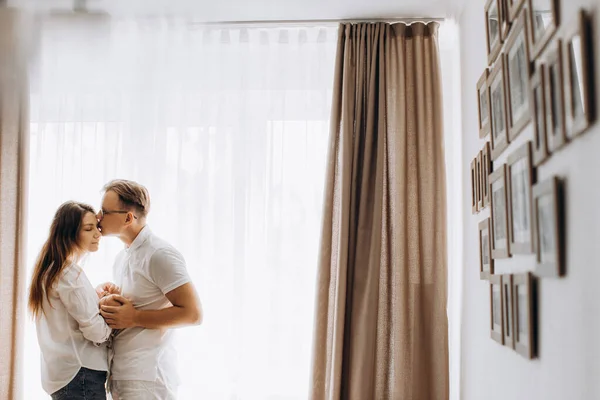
[{"xmin": 35, "ymin": 263, "xmax": 111, "ymax": 395}]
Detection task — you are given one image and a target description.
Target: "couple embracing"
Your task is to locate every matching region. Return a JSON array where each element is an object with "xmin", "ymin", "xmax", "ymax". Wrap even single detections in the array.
[{"xmin": 28, "ymin": 179, "xmax": 202, "ymax": 399}]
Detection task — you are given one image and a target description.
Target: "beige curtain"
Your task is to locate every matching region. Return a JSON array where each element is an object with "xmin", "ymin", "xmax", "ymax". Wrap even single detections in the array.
[
  {"xmin": 310, "ymin": 22, "xmax": 448, "ymax": 400},
  {"xmin": 0, "ymin": 7, "xmax": 30, "ymax": 400}
]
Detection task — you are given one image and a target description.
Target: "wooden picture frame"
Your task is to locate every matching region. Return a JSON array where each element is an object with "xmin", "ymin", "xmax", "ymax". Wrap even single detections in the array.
[
  {"xmin": 563, "ymin": 9, "xmax": 595, "ymax": 140},
  {"xmin": 477, "ymin": 152, "xmax": 484, "ymax": 210},
  {"xmin": 507, "ymin": 0, "xmax": 526, "ymax": 23},
  {"xmin": 527, "ymin": 0, "xmax": 560, "ymax": 60},
  {"xmin": 478, "ymin": 69, "xmax": 492, "ymax": 138},
  {"xmin": 513, "ymin": 272, "xmax": 537, "ymax": 359},
  {"xmin": 502, "ymin": 274, "xmax": 515, "ymax": 348},
  {"xmin": 500, "ymin": 0, "xmax": 512, "ymax": 40},
  {"xmin": 471, "ymin": 159, "xmax": 479, "ymax": 214},
  {"xmin": 489, "ymin": 56, "xmax": 510, "ymax": 160},
  {"xmin": 532, "ymin": 177, "xmax": 565, "ymax": 277},
  {"xmin": 490, "ymin": 274, "xmax": 504, "ymax": 344},
  {"xmin": 479, "ymin": 218, "xmax": 495, "ymax": 280},
  {"xmin": 544, "ymin": 40, "xmax": 567, "ymax": 153},
  {"xmin": 490, "ymin": 164, "xmax": 510, "ymax": 259},
  {"xmin": 507, "ymin": 142, "xmax": 534, "ymax": 254},
  {"xmin": 486, "ymin": 0, "xmax": 503, "ymax": 65},
  {"xmin": 481, "ymin": 142, "xmax": 493, "ymax": 207},
  {"xmin": 505, "ymin": 9, "xmax": 532, "ymax": 141},
  {"xmin": 530, "ymin": 63, "xmax": 549, "ymax": 166}
]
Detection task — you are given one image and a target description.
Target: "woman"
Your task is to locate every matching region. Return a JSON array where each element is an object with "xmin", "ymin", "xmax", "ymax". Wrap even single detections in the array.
[{"xmin": 28, "ymin": 201, "xmax": 112, "ymax": 399}]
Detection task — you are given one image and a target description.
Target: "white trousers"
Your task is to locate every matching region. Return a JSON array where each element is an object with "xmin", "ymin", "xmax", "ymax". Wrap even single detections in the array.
[{"xmin": 110, "ymin": 379, "xmax": 177, "ymax": 400}]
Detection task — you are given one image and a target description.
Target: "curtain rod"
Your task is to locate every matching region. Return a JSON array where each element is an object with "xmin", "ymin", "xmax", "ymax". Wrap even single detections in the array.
[
  {"xmin": 188, "ymin": 17, "xmax": 445, "ymax": 27},
  {"xmin": 31, "ymin": 10, "xmax": 445, "ymax": 26}
]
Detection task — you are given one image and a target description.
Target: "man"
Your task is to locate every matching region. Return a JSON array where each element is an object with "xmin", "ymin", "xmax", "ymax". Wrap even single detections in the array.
[{"xmin": 96, "ymin": 179, "xmax": 202, "ymax": 399}]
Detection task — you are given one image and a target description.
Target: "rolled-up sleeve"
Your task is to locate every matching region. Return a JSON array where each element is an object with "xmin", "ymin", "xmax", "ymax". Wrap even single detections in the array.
[{"xmin": 58, "ymin": 272, "xmax": 112, "ymax": 344}]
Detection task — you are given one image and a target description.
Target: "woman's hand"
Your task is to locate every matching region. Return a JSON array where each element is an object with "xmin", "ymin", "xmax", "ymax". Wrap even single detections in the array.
[
  {"xmin": 95, "ymin": 282, "xmax": 121, "ymax": 299},
  {"xmin": 98, "ymin": 293, "xmax": 122, "ymax": 308}
]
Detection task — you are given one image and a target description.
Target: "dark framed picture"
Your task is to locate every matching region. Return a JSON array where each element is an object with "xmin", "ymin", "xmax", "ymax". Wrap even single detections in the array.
[
  {"xmin": 513, "ymin": 272, "xmax": 537, "ymax": 359},
  {"xmin": 527, "ymin": 0, "xmax": 560, "ymax": 59},
  {"xmin": 471, "ymin": 159, "xmax": 479, "ymax": 214},
  {"xmin": 505, "ymin": 8, "xmax": 532, "ymax": 141},
  {"xmin": 490, "ymin": 164, "xmax": 510, "ymax": 259},
  {"xmin": 502, "ymin": 274, "xmax": 515, "ymax": 348},
  {"xmin": 489, "ymin": 56, "xmax": 510, "ymax": 160},
  {"xmin": 563, "ymin": 9, "xmax": 595, "ymax": 140},
  {"xmin": 486, "ymin": 0, "xmax": 503, "ymax": 65},
  {"xmin": 507, "ymin": 0, "xmax": 526, "ymax": 23},
  {"xmin": 477, "ymin": 151, "xmax": 484, "ymax": 210},
  {"xmin": 481, "ymin": 142, "xmax": 493, "ymax": 207},
  {"xmin": 544, "ymin": 40, "xmax": 567, "ymax": 153},
  {"xmin": 532, "ymin": 177, "xmax": 565, "ymax": 277},
  {"xmin": 478, "ymin": 69, "xmax": 492, "ymax": 138},
  {"xmin": 479, "ymin": 218, "xmax": 494, "ymax": 280},
  {"xmin": 490, "ymin": 274, "xmax": 504, "ymax": 344},
  {"xmin": 530, "ymin": 63, "xmax": 549, "ymax": 166},
  {"xmin": 507, "ymin": 142, "xmax": 534, "ymax": 254}
]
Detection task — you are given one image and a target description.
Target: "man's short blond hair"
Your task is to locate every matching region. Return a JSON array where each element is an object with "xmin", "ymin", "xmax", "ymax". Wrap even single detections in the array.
[{"xmin": 103, "ymin": 179, "xmax": 151, "ymax": 218}]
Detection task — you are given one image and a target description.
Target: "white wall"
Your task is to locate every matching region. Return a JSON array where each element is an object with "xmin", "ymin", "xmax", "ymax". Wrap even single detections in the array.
[
  {"xmin": 457, "ymin": 0, "xmax": 600, "ymax": 399},
  {"xmin": 439, "ymin": 19, "xmax": 464, "ymax": 400}
]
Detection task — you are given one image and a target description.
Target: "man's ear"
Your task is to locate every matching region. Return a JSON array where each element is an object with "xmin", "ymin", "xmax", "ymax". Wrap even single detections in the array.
[{"xmin": 125, "ymin": 212, "xmax": 134, "ymax": 224}]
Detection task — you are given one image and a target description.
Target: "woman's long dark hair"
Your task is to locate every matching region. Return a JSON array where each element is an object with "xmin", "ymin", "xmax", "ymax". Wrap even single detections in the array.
[{"xmin": 28, "ymin": 201, "xmax": 96, "ymax": 318}]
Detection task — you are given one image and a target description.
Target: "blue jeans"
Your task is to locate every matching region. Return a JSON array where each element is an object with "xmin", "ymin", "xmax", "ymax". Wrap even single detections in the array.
[{"xmin": 51, "ymin": 367, "xmax": 107, "ymax": 400}]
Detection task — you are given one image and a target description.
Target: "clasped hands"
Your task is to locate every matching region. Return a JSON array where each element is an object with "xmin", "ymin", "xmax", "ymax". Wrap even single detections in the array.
[{"xmin": 96, "ymin": 282, "xmax": 138, "ymax": 330}]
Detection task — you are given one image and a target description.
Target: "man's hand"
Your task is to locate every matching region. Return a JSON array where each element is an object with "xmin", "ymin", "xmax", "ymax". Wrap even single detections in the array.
[
  {"xmin": 95, "ymin": 282, "xmax": 121, "ymax": 299},
  {"xmin": 100, "ymin": 295, "xmax": 138, "ymax": 329}
]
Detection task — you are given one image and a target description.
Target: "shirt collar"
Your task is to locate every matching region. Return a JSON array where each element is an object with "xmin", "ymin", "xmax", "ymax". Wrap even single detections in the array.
[{"xmin": 126, "ymin": 225, "xmax": 151, "ymax": 253}]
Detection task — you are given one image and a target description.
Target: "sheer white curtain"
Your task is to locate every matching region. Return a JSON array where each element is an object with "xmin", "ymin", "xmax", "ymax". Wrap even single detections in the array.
[{"xmin": 24, "ymin": 16, "xmax": 337, "ymax": 399}]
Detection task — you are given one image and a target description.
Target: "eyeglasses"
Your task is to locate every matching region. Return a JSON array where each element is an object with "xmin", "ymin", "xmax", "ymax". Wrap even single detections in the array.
[{"xmin": 99, "ymin": 209, "xmax": 138, "ymax": 220}]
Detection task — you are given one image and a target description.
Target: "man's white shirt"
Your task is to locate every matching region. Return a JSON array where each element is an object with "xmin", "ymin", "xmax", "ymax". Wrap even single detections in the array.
[{"xmin": 111, "ymin": 226, "xmax": 191, "ymax": 386}]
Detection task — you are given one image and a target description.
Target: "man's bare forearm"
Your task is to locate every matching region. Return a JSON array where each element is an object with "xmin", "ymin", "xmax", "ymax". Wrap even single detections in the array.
[{"xmin": 133, "ymin": 305, "xmax": 201, "ymax": 329}]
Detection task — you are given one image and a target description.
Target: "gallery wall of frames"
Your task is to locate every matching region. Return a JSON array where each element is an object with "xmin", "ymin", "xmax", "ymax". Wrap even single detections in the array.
[{"xmin": 472, "ymin": 0, "xmax": 595, "ymax": 359}]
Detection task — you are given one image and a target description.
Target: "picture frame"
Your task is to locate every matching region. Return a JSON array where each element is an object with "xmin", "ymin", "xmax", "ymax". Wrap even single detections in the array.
[
  {"xmin": 490, "ymin": 274, "xmax": 504, "ymax": 344},
  {"xmin": 502, "ymin": 274, "xmax": 515, "ymax": 348},
  {"xmin": 563, "ymin": 9, "xmax": 595, "ymax": 140},
  {"xmin": 500, "ymin": 0, "xmax": 512, "ymax": 40},
  {"xmin": 513, "ymin": 272, "xmax": 537, "ymax": 359},
  {"xmin": 507, "ymin": 142, "xmax": 534, "ymax": 255},
  {"xmin": 477, "ymin": 69, "xmax": 492, "ymax": 138},
  {"xmin": 544, "ymin": 40, "xmax": 567, "ymax": 153},
  {"xmin": 532, "ymin": 176, "xmax": 565, "ymax": 277},
  {"xmin": 507, "ymin": 0, "xmax": 526, "ymax": 23},
  {"xmin": 530, "ymin": 63, "xmax": 549, "ymax": 166},
  {"xmin": 471, "ymin": 159, "xmax": 479, "ymax": 214},
  {"xmin": 477, "ymin": 151, "xmax": 484, "ymax": 210},
  {"xmin": 527, "ymin": 0, "xmax": 560, "ymax": 60},
  {"xmin": 490, "ymin": 164, "xmax": 510, "ymax": 259},
  {"xmin": 485, "ymin": 0, "xmax": 503, "ymax": 65},
  {"xmin": 489, "ymin": 56, "xmax": 510, "ymax": 160},
  {"xmin": 479, "ymin": 218, "xmax": 494, "ymax": 280},
  {"xmin": 505, "ymin": 9, "xmax": 532, "ymax": 141},
  {"xmin": 481, "ymin": 142, "xmax": 493, "ymax": 207}
]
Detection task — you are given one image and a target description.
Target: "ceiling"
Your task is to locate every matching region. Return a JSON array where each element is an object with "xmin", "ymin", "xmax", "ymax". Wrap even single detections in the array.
[{"xmin": 10, "ymin": 0, "xmax": 465, "ymax": 21}]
